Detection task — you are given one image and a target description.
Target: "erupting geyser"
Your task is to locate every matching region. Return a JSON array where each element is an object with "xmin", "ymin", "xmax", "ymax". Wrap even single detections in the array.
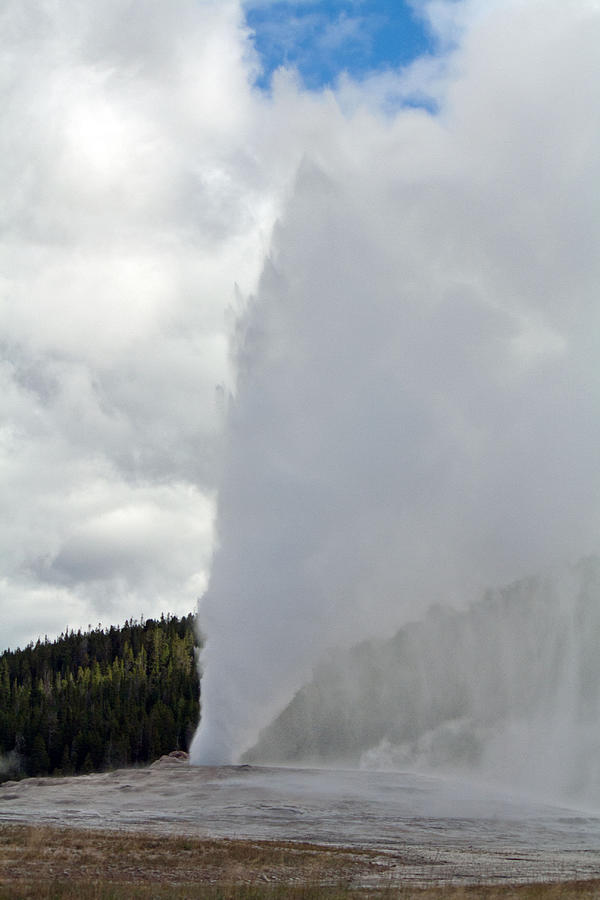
[
  {"xmin": 247, "ymin": 558, "xmax": 600, "ymax": 804},
  {"xmin": 191, "ymin": 0, "xmax": 600, "ymax": 799}
]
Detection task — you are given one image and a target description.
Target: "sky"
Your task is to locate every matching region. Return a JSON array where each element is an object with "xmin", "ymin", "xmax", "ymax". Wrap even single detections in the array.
[
  {"xmin": 245, "ymin": 0, "xmax": 434, "ymax": 90},
  {"xmin": 1, "ymin": 0, "xmax": 600, "ymax": 696}
]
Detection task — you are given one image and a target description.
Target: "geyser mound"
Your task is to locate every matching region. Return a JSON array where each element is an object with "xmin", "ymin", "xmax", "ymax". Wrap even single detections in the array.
[{"xmin": 246, "ymin": 557, "xmax": 600, "ymax": 805}]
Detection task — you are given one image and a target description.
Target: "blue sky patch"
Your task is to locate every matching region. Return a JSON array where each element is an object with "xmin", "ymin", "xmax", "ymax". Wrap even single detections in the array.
[{"xmin": 244, "ymin": 0, "xmax": 434, "ymax": 91}]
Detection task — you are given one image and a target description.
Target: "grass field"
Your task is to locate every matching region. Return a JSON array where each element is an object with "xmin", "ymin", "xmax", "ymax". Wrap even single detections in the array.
[{"xmin": 2, "ymin": 825, "xmax": 600, "ymax": 899}]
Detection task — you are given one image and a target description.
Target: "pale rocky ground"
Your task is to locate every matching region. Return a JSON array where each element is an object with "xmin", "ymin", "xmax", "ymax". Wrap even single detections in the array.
[{"xmin": 2, "ymin": 761, "xmax": 600, "ymax": 886}]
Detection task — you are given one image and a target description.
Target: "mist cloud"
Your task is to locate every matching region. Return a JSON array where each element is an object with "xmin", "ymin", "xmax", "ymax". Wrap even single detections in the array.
[{"xmin": 192, "ymin": 0, "xmax": 600, "ymax": 763}]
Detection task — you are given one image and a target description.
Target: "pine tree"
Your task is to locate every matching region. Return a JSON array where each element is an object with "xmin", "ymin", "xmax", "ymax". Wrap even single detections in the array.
[{"xmin": 0, "ymin": 614, "xmax": 200, "ymax": 781}]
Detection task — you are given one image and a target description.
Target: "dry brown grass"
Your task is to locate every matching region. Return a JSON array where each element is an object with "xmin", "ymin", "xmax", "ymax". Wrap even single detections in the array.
[
  {"xmin": 0, "ymin": 824, "xmax": 382, "ymax": 896},
  {"xmin": 1, "ymin": 825, "xmax": 600, "ymax": 899}
]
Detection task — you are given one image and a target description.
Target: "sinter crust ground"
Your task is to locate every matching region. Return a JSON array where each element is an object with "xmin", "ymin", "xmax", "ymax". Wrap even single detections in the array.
[{"xmin": 1, "ymin": 761, "xmax": 600, "ymax": 887}]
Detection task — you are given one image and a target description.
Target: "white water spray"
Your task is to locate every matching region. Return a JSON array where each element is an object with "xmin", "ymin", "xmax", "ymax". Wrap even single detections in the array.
[
  {"xmin": 191, "ymin": 0, "xmax": 600, "ymax": 785},
  {"xmin": 247, "ymin": 558, "xmax": 600, "ymax": 803}
]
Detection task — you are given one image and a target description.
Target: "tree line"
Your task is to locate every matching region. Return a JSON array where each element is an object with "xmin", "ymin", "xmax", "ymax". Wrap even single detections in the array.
[{"xmin": 0, "ymin": 614, "xmax": 200, "ymax": 781}]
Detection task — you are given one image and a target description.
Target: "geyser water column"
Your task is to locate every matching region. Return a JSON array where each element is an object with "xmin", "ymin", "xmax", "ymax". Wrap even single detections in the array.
[
  {"xmin": 191, "ymin": 0, "xmax": 600, "ymax": 767},
  {"xmin": 246, "ymin": 558, "xmax": 600, "ymax": 803}
]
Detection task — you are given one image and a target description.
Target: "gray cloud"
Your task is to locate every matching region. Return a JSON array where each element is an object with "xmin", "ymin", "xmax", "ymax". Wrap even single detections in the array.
[{"xmin": 0, "ymin": 0, "xmax": 288, "ymax": 650}]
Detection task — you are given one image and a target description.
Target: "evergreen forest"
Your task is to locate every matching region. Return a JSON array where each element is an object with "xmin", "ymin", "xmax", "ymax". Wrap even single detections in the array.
[{"xmin": 0, "ymin": 614, "xmax": 200, "ymax": 782}]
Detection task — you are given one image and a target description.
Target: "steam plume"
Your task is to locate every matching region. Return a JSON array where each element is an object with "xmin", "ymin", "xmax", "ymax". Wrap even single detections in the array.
[{"xmin": 191, "ymin": 0, "xmax": 600, "ymax": 766}]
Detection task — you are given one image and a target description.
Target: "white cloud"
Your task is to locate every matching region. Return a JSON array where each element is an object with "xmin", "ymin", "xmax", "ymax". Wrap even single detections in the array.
[{"xmin": 0, "ymin": 0, "xmax": 286, "ymax": 650}]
